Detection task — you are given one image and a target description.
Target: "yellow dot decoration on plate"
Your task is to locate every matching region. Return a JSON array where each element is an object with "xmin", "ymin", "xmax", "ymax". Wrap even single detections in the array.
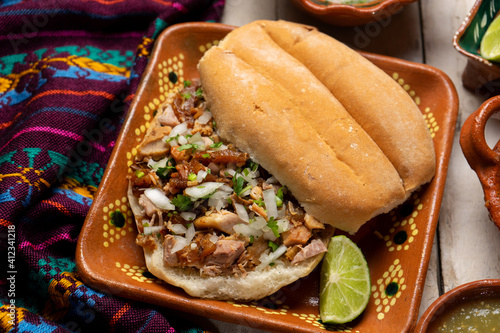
[
  {"xmin": 379, "ymin": 191, "xmax": 423, "ymax": 252},
  {"xmin": 101, "ymin": 197, "xmax": 134, "ymax": 247},
  {"xmin": 423, "ymin": 107, "xmax": 440, "ymax": 138},
  {"xmin": 115, "ymin": 262, "xmax": 163, "ymax": 284},
  {"xmin": 371, "ymin": 259, "xmax": 407, "ymax": 321},
  {"xmin": 291, "ymin": 312, "xmax": 359, "ymax": 332}
]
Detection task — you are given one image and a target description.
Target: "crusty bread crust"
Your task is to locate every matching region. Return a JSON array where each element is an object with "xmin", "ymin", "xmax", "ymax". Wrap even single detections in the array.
[
  {"xmin": 198, "ymin": 20, "xmax": 436, "ymax": 234},
  {"xmin": 261, "ymin": 20, "xmax": 436, "ymax": 194}
]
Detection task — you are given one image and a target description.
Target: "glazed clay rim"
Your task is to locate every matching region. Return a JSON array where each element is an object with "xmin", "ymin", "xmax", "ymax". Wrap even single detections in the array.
[
  {"xmin": 295, "ymin": 0, "xmax": 417, "ymax": 16},
  {"xmin": 460, "ymin": 95, "xmax": 500, "ymax": 166},
  {"xmin": 415, "ymin": 279, "xmax": 500, "ymax": 332}
]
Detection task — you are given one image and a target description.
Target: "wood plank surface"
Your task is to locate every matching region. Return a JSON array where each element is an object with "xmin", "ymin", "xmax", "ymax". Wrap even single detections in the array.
[{"xmin": 202, "ymin": 0, "xmax": 500, "ymax": 331}]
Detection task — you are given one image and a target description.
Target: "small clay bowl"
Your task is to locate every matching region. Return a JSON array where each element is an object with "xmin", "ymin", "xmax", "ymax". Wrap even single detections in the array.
[
  {"xmin": 415, "ymin": 279, "xmax": 500, "ymax": 332},
  {"xmin": 453, "ymin": 0, "xmax": 500, "ymax": 97},
  {"xmin": 460, "ymin": 95, "xmax": 500, "ymax": 229},
  {"xmin": 288, "ymin": 0, "xmax": 417, "ymax": 26}
]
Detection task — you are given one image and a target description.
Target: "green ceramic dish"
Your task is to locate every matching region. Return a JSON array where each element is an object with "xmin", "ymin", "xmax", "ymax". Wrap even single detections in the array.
[{"xmin": 454, "ymin": 0, "xmax": 500, "ymax": 95}]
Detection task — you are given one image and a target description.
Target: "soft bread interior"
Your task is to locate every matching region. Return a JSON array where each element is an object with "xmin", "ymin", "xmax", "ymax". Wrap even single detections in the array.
[
  {"xmin": 143, "ymin": 229, "xmax": 332, "ymax": 301},
  {"xmin": 198, "ymin": 20, "xmax": 436, "ymax": 234}
]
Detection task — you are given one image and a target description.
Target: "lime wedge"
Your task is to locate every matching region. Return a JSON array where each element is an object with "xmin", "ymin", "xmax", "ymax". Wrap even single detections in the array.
[
  {"xmin": 480, "ymin": 15, "xmax": 500, "ymax": 62},
  {"xmin": 319, "ymin": 235, "xmax": 371, "ymax": 324}
]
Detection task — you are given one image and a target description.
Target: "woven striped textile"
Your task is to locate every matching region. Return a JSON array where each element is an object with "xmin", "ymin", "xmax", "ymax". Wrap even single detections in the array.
[{"xmin": 0, "ymin": 1, "xmax": 225, "ymax": 332}]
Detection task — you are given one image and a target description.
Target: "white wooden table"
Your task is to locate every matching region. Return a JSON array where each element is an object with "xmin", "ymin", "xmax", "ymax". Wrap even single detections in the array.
[{"xmin": 193, "ymin": 0, "xmax": 500, "ymax": 331}]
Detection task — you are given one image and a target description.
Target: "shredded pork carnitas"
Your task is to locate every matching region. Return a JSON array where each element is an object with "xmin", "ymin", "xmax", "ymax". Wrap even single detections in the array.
[{"xmin": 129, "ymin": 81, "xmax": 331, "ymax": 277}]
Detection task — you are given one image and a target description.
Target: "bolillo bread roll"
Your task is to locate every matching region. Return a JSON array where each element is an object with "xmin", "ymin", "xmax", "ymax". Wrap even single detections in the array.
[{"xmin": 198, "ymin": 20, "xmax": 436, "ymax": 234}]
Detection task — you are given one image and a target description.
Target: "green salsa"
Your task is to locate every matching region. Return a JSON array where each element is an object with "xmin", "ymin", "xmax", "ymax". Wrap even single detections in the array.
[{"xmin": 430, "ymin": 297, "xmax": 500, "ymax": 333}]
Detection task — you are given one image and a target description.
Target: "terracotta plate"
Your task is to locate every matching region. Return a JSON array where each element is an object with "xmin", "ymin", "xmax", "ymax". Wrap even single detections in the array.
[
  {"xmin": 76, "ymin": 22, "xmax": 458, "ymax": 333},
  {"xmin": 288, "ymin": 0, "xmax": 418, "ymax": 26}
]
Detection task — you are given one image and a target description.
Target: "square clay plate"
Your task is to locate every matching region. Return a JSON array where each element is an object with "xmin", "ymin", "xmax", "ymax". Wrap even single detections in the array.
[{"xmin": 76, "ymin": 22, "xmax": 459, "ymax": 333}]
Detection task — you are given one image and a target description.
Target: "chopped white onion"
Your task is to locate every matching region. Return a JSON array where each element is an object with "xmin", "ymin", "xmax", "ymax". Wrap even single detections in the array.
[
  {"xmin": 263, "ymin": 229, "xmax": 278, "ymax": 241},
  {"xmin": 208, "ymin": 197, "xmax": 227, "ymax": 211},
  {"xmin": 170, "ymin": 223, "xmax": 187, "ymax": 235},
  {"xmin": 240, "ymin": 188, "xmax": 252, "ymax": 197},
  {"xmin": 234, "ymin": 203, "xmax": 249, "ymax": 222},
  {"xmin": 144, "ymin": 188, "xmax": 176, "ymax": 210},
  {"xmin": 185, "ymin": 223, "xmax": 195, "ymax": 243},
  {"xmin": 211, "ymin": 144, "xmax": 228, "ymax": 151},
  {"xmin": 263, "ymin": 188, "xmax": 278, "ymax": 219},
  {"xmin": 180, "ymin": 212, "xmax": 196, "ymax": 221},
  {"xmin": 219, "ymin": 184, "xmax": 234, "ymax": 193},
  {"xmin": 188, "ymin": 132, "xmax": 203, "ymax": 144},
  {"xmin": 250, "ymin": 216, "xmax": 267, "ymax": 230},
  {"xmin": 209, "ymin": 233, "xmax": 219, "ymax": 244},
  {"xmin": 185, "ymin": 182, "xmax": 224, "ymax": 199},
  {"xmin": 266, "ymin": 176, "xmax": 277, "ymax": 184},
  {"xmin": 221, "ymin": 168, "xmax": 236, "ymax": 177},
  {"xmin": 178, "ymin": 135, "xmax": 188, "ymax": 145},
  {"xmin": 256, "ymin": 245, "xmax": 287, "ymax": 271},
  {"xmin": 171, "ymin": 236, "xmax": 189, "ymax": 253},
  {"xmin": 196, "ymin": 170, "xmax": 208, "ymax": 183},
  {"xmin": 276, "ymin": 219, "xmax": 290, "ymax": 233},
  {"xmin": 233, "ymin": 223, "xmax": 263, "ymax": 237},
  {"xmin": 147, "ymin": 156, "xmax": 168, "ymax": 170},
  {"xmin": 169, "ymin": 122, "xmax": 188, "ymax": 138},
  {"xmin": 197, "ymin": 111, "xmax": 212, "ymax": 124},
  {"xmin": 143, "ymin": 226, "xmax": 163, "ymax": 235},
  {"xmin": 210, "ymin": 190, "xmax": 231, "ymax": 200}
]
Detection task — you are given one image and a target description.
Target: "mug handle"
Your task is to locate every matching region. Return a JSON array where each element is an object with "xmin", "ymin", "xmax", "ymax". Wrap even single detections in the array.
[{"xmin": 460, "ymin": 95, "xmax": 500, "ymax": 170}]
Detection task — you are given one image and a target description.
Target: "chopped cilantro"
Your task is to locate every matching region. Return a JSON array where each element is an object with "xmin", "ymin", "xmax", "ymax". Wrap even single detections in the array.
[
  {"xmin": 254, "ymin": 198, "xmax": 264, "ymax": 207},
  {"xmin": 250, "ymin": 161, "xmax": 259, "ymax": 172},
  {"xmin": 249, "ymin": 235, "xmax": 254, "ymax": 244},
  {"xmin": 178, "ymin": 143, "xmax": 200, "ymax": 152},
  {"xmin": 232, "ymin": 175, "xmax": 246, "ymax": 196},
  {"xmin": 276, "ymin": 186, "xmax": 285, "ymax": 207},
  {"xmin": 210, "ymin": 142, "xmax": 223, "ymax": 148},
  {"xmin": 268, "ymin": 241, "xmax": 279, "ymax": 252},
  {"xmin": 195, "ymin": 87, "xmax": 203, "ymax": 97},
  {"xmin": 240, "ymin": 185, "xmax": 252, "ymax": 196},
  {"xmin": 202, "ymin": 153, "xmax": 210, "ymax": 158},
  {"xmin": 181, "ymin": 92, "xmax": 192, "ymax": 99},
  {"xmin": 166, "ymin": 135, "xmax": 179, "ymax": 143},
  {"xmin": 267, "ymin": 217, "xmax": 280, "ymax": 238},
  {"xmin": 156, "ymin": 159, "xmax": 176, "ymax": 180},
  {"xmin": 183, "ymin": 80, "xmax": 192, "ymax": 87},
  {"xmin": 172, "ymin": 194, "xmax": 193, "ymax": 211}
]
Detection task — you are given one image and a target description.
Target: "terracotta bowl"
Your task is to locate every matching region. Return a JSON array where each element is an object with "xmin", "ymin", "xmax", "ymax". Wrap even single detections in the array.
[
  {"xmin": 415, "ymin": 279, "xmax": 500, "ymax": 332},
  {"xmin": 460, "ymin": 95, "xmax": 500, "ymax": 229},
  {"xmin": 288, "ymin": 0, "xmax": 417, "ymax": 26},
  {"xmin": 453, "ymin": 0, "xmax": 500, "ymax": 97}
]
